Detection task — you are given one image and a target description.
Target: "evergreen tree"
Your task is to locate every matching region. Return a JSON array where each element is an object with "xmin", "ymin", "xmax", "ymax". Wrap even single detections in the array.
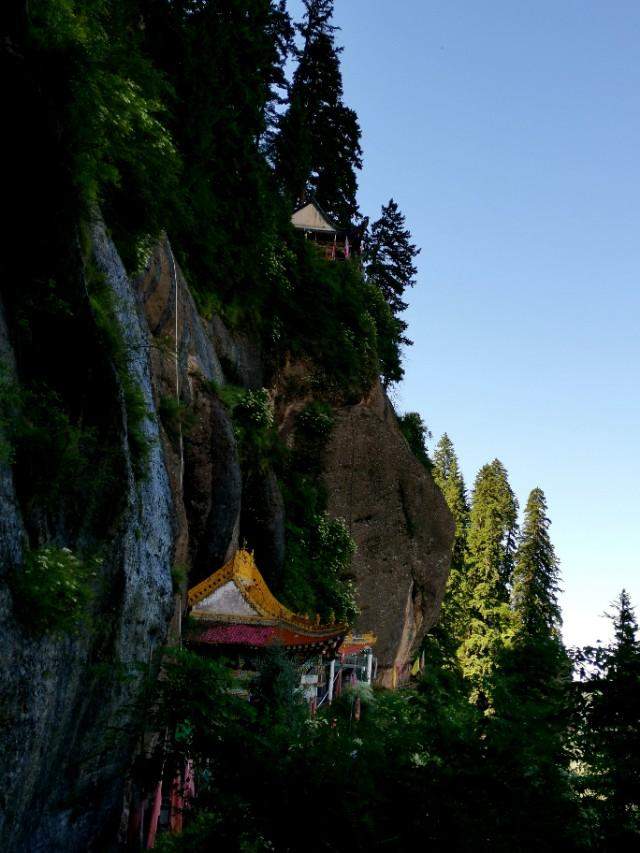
[
  {"xmin": 142, "ymin": 0, "xmax": 294, "ymax": 301},
  {"xmin": 512, "ymin": 487, "xmax": 562, "ymax": 635},
  {"xmin": 274, "ymin": 0, "xmax": 362, "ymax": 224},
  {"xmin": 433, "ymin": 434, "xmax": 469, "ymax": 576},
  {"xmin": 432, "ymin": 434, "xmax": 470, "ymax": 647},
  {"xmin": 364, "ymin": 198, "xmax": 420, "ymax": 344},
  {"xmin": 459, "ymin": 459, "xmax": 518, "ymax": 704},
  {"xmin": 580, "ymin": 591, "xmax": 640, "ymax": 848},
  {"xmin": 486, "ymin": 488, "xmax": 576, "ymax": 849}
]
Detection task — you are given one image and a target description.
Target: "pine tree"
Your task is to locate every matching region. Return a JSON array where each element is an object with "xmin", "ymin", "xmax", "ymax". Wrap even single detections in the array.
[
  {"xmin": 581, "ymin": 591, "xmax": 640, "ymax": 847},
  {"xmin": 274, "ymin": 0, "xmax": 362, "ymax": 224},
  {"xmin": 512, "ymin": 487, "xmax": 562, "ymax": 635},
  {"xmin": 488, "ymin": 488, "xmax": 575, "ymax": 847},
  {"xmin": 364, "ymin": 199, "xmax": 420, "ymax": 344},
  {"xmin": 433, "ymin": 434, "xmax": 469, "ymax": 575},
  {"xmin": 432, "ymin": 434, "xmax": 470, "ymax": 647},
  {"xmin": 459, "ymin": 459, "xmax": 518, "ymax": 703}
]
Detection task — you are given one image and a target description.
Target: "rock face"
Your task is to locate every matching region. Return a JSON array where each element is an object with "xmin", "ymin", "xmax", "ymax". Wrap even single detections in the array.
[
  {"xmin": 324, "ymin": 383, "xmax": 454, "ymax": 686},
  {"xmin": 0, "ymin": 223, "xmax": 175, "ymax": 852},
  {"xmin": 0, "ymin": 232, "xmax": 453, "ymax": 849},
  {"xmin": 134, "ymin": 238, "xmax": 242, "ymax": 583}
]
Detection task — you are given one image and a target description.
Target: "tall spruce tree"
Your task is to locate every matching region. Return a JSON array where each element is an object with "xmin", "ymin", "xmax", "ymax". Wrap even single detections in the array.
[
  {"xmin": 274, "ymin": 0, "xmax": 362, "ymax": 224},
  {"xmin": 459, "ymin": 459, "xmax": 518, "ymax": 704},
  {"xmin": 580, "ymin": 590, "xmax": 640, "ymax": 848},
  {"xmin": 432, "ymin": 434, "xmax": 470, "ymax": 647},
  {"xmin": 512, "ymin": 487, "xmax": 562, "ymax": 635},
  {"xmin": 487, "ymin": 488, "xmax": 576, "ymax": 847},
  {"xmin": 365, "ymin": 199, "xmax": 420, "ymax": 345}
]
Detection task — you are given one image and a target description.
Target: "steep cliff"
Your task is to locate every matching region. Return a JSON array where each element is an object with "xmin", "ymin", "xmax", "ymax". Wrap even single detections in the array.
[
  {"xmin": 323, "ymin": 383, "xmax": 454, "ymax": 686},
  {"xmin": 137, "ymin": 239, "xmax": 453, "ymax": 684},
  {"xmin": 0, "ymin": 231, "xmax": 452, "ymax": 849},
  {"xmin": 0, "ymin": 225, "xmax": 175, "ymax": 852}
]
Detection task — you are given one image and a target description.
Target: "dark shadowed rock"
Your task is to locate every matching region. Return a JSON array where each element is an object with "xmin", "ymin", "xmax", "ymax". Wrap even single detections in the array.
[
  {"xmin": 0, "ymin": 224, "xmax": 175, "ymax": 851},
  {"xmin": 240, "ymin": 468, "xmax": 286, "ymax": 586}
]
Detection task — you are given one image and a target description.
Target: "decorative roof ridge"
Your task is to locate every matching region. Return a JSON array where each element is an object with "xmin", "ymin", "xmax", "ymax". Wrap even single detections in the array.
[
  {"xmin": 187, "ymin": 550, "xmax": 348, "ymax": 636},
  {"xmin": 343, "ymin": 632, "xmax": 377, "ymax": 647}
]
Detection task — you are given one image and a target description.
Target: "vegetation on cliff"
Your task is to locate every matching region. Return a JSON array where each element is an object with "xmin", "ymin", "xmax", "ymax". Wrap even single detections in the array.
[{"xmin": 3, "ymin": 1, "xmax": 639, "ymax": 851}]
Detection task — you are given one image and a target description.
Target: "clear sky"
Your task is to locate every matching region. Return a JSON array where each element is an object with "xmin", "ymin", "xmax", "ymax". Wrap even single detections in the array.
[{"xmin": 288, "ymin": 1, "xmax": 640, "ymax": 647}]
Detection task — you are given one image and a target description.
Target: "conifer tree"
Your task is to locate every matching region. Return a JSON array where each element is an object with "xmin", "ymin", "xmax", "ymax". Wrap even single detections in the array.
[
  {"xmin": 512, "ymin": 487, "xmax": 562, "ymax": 635},
  {"xmin": 486, "ymin": 488, "xmax": 575, "ymax": 846},
  {"xmin": 142, "ymin": 0, "xmax": 294, "ymax": 295},
  {"xmin": 459, "ymin": 459, "xmax": 518, "ymax": 703},
  {"xmin": 581, "ymin": 591, "xmax": 640, "ymax": 847},
  {"xmin": 274, "ymin": 0, "xmax": 362, "ymax": 224},
  {"xmin": 433, "ymin": 434, "xmax": 469, "ymax": 575},
  {"xmin": 364, "ymin": 199, "xmax": 420, "ymax": 351},
  {"xmin": 432, "ymin": 434, "xmax": 470, "ymax": 647}
]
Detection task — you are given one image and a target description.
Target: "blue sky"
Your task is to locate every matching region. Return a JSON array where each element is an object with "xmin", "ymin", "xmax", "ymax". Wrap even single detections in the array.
[{"xmin": 288, "ymin": 1, "xmax": 640, "ymax": 647}]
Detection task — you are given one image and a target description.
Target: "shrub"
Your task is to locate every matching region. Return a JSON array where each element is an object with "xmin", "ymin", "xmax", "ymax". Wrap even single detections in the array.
[
  {"xmin": 398, "ymin": 411, "xmax": 433, "ymax": 470},
  {"xmin": 159, "ymin": 396, "xmax": 196, "ymax": 448},
  {"xmin": 215, "ymin": 385, "xmax": 279, "ymax": 472},
  {"xmin": 10, "ymin": 546, "xmax": 100, "ymax": 635}
]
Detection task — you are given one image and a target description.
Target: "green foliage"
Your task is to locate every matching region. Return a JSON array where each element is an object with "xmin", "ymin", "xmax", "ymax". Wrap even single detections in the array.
[
  {"xmin": 27, "ymin": 0, "xmax": 181, "ymax": 271},
  {"xmin": 277, "ymin": 402, "xmax": 358, "ymax": 624},
  {"xmin": 398, "ymin": 411, "xmax": 432, "ymax": 470},
  {"xmin": 574, "ymin": 591, "xmax": 640, "ymax": 848},
  {"xmin": 458, "ymin": 459, "xmax": 519, "ymax": 704},
  {"xmin": 281, "ymin": 513, "xmax": 357, "ymax": 624},
  {"xmin": 364, "ymin": 198, "xmax": 420, "ymax": 354},
  {"xmin": 432, "ymin": 433, "xmax": 470, "ymax": 649},
  {"xmin": 158, "ymin": 395, "xmax": 196, "ymax": 448},
  {"xmin": 216, "ymin": 385, "xmax": 279, "ymax": 473},
  {"xmin": 512, "ymin": 487, "xmax": 562, "ymax": 637},
  {"xmin": 171, "ymin": 564, "xmax": 189, "ymax": 594},
  {"xmin": 0, "ymin": 372, "xmax": 123, "ymax": 533},
  {"xmin": 142, "ymin": 0, "xmax": 292, "ymax": 300},
  {"xmin": 273, "ymin": 0, "xmax": 362, "ymax": 223},
  {"xmin": 10, "ymin": 546, "xmax": 100, "ymax": 635},
  {"xmin": 268, "ymin": 237, "xmax": 386, "ymax": 397}
]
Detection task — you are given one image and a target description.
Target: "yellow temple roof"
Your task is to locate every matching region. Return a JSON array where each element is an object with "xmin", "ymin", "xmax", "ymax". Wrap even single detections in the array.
[{"xmin": 187, "ymin": 551, "xmax": 349, "ymax": 650}]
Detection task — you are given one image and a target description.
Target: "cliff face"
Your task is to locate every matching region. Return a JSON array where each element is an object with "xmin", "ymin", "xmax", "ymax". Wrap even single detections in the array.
[
  {"xmin": 0, "ymin": 231, "xmax": 453, "ymax": 850},
  {"xmin": 0, "ymin": 224, "xmax": 175, "ymax": 852},
  {"xmin": 324, "ymin": 383, "xmax": 454, "ymax": 686}
]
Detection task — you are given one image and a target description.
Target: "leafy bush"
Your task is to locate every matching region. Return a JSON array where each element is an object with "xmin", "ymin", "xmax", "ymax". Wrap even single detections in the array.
[
  {"xmin": 159, "ymin": 395, "xmax": 196, "ymax": 448},
  {"xmin": 27, "ymin": 0, "xmax": 181, "ymax": 272},
  {"xmin": 281, "ymin": 513, "xmax": 358, "ymax": 625},
  {"xmin": 398, "ymin": 411, "xmax": 433, "ymax": 470},
  {"xmin": 277, "ymin": 403, "xmax": 357, "ymax": 624},
  {"xmin": 10, "ymin": 546, "xmax": 100, "ymax": 635},
  {"xmin": 215, "ymin": 385, "xmax": 279, "ymax": 472}
]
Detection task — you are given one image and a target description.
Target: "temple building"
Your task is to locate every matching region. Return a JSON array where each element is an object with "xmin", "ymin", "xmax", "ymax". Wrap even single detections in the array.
[
  {"xmin": 291, "ymin": 199, "xmax": 359, "ymax": 261},
  {"xmin": 131, "ymin": 553, "xmax": 377, "ymax": 848},
  {"xmin": 186, "ymin": 550, "xmax": 376, "ymax": 709}
]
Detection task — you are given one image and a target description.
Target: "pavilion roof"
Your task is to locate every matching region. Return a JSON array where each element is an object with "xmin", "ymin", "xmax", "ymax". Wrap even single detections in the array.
[
  {"xmin": 291, "ymin": 199, "xmax": 341, "ymax": 234},
  {"xmin": 187, "ymin": 551, "xmax": 347, "ymax": 652}
]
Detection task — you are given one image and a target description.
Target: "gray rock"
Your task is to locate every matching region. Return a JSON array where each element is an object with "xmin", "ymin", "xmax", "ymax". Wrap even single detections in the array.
[{"xmin": 0, "ymin": 223, "xmax": 174, "ymax": 851}]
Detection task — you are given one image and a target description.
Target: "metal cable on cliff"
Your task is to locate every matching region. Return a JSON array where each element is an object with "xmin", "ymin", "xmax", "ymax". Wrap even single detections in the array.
[{"xmin": 167, "ymin": 240, "xmax": 184, "ymax": 491}]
